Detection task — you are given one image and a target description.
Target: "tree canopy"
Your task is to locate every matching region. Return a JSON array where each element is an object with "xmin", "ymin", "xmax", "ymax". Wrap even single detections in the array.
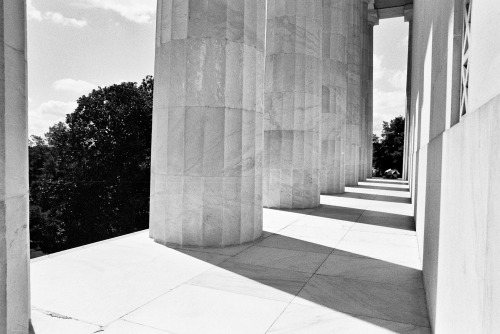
[
  {"xmin": 372, "ymin": 116, "xmax": 405, "ymax": 176},
  {"xmin": 29, "ymin": 76, "xmax": 153, "ymax": 253}
]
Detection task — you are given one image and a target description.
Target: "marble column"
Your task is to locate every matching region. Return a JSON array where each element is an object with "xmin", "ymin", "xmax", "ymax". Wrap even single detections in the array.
[
  {"xmin": 403, "ymin": 5, "xmax": 413, "ymax": 180},
  {"xmin": 263, "ymin": 0, "xmax": 323, "ymax": 209},
  {"xmin": 345, "ymin": 0, "xmax": 363, "ymax": 186},
  {"xmin": 367, "ymin": 11, "xmax": 378, "ymax": 178},
  {"xmin": 321, "ymin": 0, "xmax": 348, "ymax": 194},
  {"xmin": 150, "ymin": 0, "xmax": 266, "ymax": 247},
  {"xmin": 359, "ymin": 0, "xmax": 370, "ymax": 181},
  {"xmin": 0, "ymin": 1, "xmax": 30, "ymax": 333}
]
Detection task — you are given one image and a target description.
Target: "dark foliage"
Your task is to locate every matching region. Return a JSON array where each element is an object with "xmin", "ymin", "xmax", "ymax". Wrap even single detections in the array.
[
  {"xmin": 372, "ymin": 116, "xmax": 405, "ymax": 176},
  {"xmin": 29, "ymin": 76, "xmax": 153, "ymax": 253}
]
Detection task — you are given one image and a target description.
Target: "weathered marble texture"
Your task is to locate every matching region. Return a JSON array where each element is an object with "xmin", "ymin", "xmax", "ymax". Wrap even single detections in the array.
[
  {"xmin": 359, "ymin": 1, "xmax": 370, "ymax": 181},
  {"xmin": 263, "ymin": 0, "xmax": 323, "ymax": 209},
  {"xmin": 367, "ymin": 14, "xmax": 377, "ymax": 179},
  {"xmin": 0, "ymin": 1, "xmax": 30, "ymax": 333},
  {"xmin": 150, "ymin": 0, "xmax": 266, "ymax": 247},
  {"xmin": 345, "ymin": 0, "xmax": 364, "ymax": 186},
  {"xmin": 320, "ymin": 0, "xmax": 348, "ymax": 195}
]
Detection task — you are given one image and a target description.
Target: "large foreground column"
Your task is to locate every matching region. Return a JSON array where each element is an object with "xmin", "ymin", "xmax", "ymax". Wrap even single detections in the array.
[
  {"xmin": 0, "ymin": 1, "xmax": 30, "ymax": 333},
  {"xmin": 345, "ymin": 0, "xmax": 363, "ymax": 186},
  {"xmin": 321, "ymin": 0, "xmax": 348, "ymax": 194},
  {"xmin": 150, "ymin": 0, "xmax": 266, "ymax": 247},
  {"xmin": 263, "ymin": 0, "xmax": 323, "ymax": 209}
]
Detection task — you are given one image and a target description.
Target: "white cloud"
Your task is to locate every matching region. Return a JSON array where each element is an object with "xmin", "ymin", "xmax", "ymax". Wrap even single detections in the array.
[
  {"xmin": 53, "ymin": 79, "xmax": 97, "ymax": 95},
  {"xmin": 29, "ymin": 100, "xmax": 77, "ymax": 136},
  {"xmin": 373, "ymin": 54, "xmax": 384, "ymax": 81},
  {"xmin": 27, "ymin": 0, "xmax": 87, "ymax": 28},
  {"xmin": 373, "ymin": 89, "xmax": 406, "ymax": 136},
  {"xmin": 388, "ymin": 70, "xmax": 407, "ymax": 90},
  {"xmin": 45, "ymin": 12, "xmax": 87, "ymax": 27},
  {"xmin": 372, "ymin": 53, "xmax": 408, "ymax": 136},
  {"xmin": 27, "ymin": 0, "xmax": 43, "ymax": 21},
  {"xmin": 76, "ymin": 0, "xmax": 156, "ymax": 24}
]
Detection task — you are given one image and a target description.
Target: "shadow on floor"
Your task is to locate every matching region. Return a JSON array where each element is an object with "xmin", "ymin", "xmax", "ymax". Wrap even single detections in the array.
[
  {"xmin": 330, "ymin": 191, "xmax": 412, "ymax": 204},
  {"xmin": 354, "ymin": 184, "xmax": 410, "ymax": 192},
  {"xmin": 176, "ymin": 232, "xmax": 429, "ymax": 331},
  {"xmin": 364, "ymin": 178, "xmax": 408, "ymax": 186},
  {"xmin": 173, "ymin": 183, "xmax": 429, "ymax": 331}
]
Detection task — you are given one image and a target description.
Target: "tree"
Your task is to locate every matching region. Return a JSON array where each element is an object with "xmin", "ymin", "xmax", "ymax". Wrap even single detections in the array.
[
  {"xmin": 372, "ymin": 116, "xmax": 405, "ymax": 176},
  {"xmin": 29, "ymin": 76, "xmax": 154, "ymax": 253}
]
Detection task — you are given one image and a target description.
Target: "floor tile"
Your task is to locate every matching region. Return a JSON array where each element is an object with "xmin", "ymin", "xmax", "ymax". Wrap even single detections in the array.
[
  {"xmin": 295, "ymin": 275, "xmax": 430, "ymax": 327},
  {"xmin": 335, "ymin": 230, "xmax": 421, "ymax": 269},
  {"xmin": 317, "ymin": 251, "xmax": 424, "ymax": 289},
  {"xmin": 124, "ymin": 284, "xmax": 289, "ymax": 334},
  {"xmin": 186, "ymin": 261, "xmax": 311, "ymax": 302},
  {"xmin": 255, "ymin": 234, "xmax": 333, "ymax": 254},
  {"xmin": 267, "ymin": 303, "xmax": 431, "ymax": 334},
  {"xmin": 228, "ymin": 245, "xmax": 329, "ymax": 274},
  {"xmin": 31, "ymin": 235, "xmax": 227, "ymax": 325},
  {"xmin": 30, "ymin": 309, "xmax": 100, "ymax": 334},
  {"xmin": 263, "ymin": 208, "xmax": 308, "ymax": 232},
  {"xmin": 103, "ymin": 320, "xmax": 171, "ymax": 333}
]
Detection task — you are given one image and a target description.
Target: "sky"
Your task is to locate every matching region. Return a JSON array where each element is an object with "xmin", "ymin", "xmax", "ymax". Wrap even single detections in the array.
[
  {"xmin": 27, "ymin": 1, "xmax": 408, "ymax": 138},
  {"xmin": 373, "ymin": 17, "xmax": 409, "ymax": 136}
]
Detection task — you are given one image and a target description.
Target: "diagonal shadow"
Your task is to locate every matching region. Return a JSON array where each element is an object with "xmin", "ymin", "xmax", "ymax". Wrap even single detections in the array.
[
  {"xmin": 364, "ymin": 179, "xmax": 408, "ymax": 186},
  {"xmin": 355, "ymin": 184, "xmax": 410, "ymax": 192},
  {"xmin": 175, "ymin": 230, "xmax": 430, "ymax": 331},
  {"xmin": 328, "ymin": 191, "xmax": 412, "ymax": 204}
]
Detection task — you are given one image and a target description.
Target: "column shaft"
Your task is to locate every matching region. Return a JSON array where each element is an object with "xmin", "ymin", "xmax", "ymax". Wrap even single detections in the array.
[
  {"xmin": 0, "ymin": 0, "xmax": 30, "ymax": 332},
  {"xmin": 367, "ymin": 18, "xmax": 376, "ymax": 178},
  {"xmin": 403, "ymin": 18, "xmax": 413, "ymax": 180},
  {"xmin": 263, "ymin": 0, "xmax": 323, "ymax": 209},
  {"xmin": 359, "ymin": 1, "xmax": 369, "ymax": 181},
  {"xmin": 321, "ymin": 0, "xmax": 348, "ymax": 194},
  {"xmin": 345, "ymin": 0, "xmax": 363, "ymax": 186},
  {"xmin": 150, "ymin": 0, "xmax": 266, "ymax": 247}
]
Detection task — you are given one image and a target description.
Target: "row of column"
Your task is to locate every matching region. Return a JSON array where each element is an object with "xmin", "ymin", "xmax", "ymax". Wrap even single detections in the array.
[{"xmin": 150, "ymin": 0, "xmax": 377, "ymax": 248}]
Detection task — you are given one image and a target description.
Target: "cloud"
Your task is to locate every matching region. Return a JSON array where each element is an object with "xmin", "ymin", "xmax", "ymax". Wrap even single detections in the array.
[
  {"xmin": 29, "ymin": 100, "xmax": 77, "ymax": 136},
  {"xmin": 53, "ymin": 79, "xmax": 97, "ymax": 95},
  {"xmin": 44, "ymin": 12, "xmax": 88, "ymax": 27},
  {"xmin": 372, "ymin": 53, "xmax": 408, "ymax": 136},
  {"xmin": 388, "ymin": 70, "xmax": 407, "ymax": 90},
  {"xmin": 75, "ymin": 0, "xmax": 156, "ymax": 24},
  {"xmin": 373, "ymin": 89, "xmax": 406, "ymax": 136},
  {"xmin": 27, "ymin": 0, "xmax": 87, "ymax": 28}
]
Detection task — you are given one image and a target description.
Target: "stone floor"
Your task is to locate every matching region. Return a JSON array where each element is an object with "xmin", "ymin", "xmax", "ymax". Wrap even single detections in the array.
[{"xmin": 30, "ymin": 179, "xmax": 430, "ymax": 334}]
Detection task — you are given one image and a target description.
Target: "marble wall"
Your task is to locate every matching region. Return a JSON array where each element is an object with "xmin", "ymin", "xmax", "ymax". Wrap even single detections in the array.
[
  {"xmin": 263, "ymin": 0, "xmax": 323, "ymax": 208},
  {"xmin": 149, "ymin": 0, "xmax": 266, "ymax": 247},
  {"xmin": 0, "ymin": 0, "xmax": 30, "ymax": 333},
  {"xmin": 320, "ymin": 0, "xmax": 348, "ymax": 195},
  {"xmin": 345, "ymin": 0, "xmax": 363, "ymax": 186},
  {"xmin": 408, "ymin": 0, "xmax": 500, "ymax": 332}
]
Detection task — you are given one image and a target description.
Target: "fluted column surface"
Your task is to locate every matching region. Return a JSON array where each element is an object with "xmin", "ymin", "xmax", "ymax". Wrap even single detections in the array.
[
  {"xmin": 367, "ymin": 19, "xmax": 375, "ymax": 178},
  {"xmin": 345, "ymin": 0, "xmax": 363, "ymax": 186},
  {"xmin": 263, "ymin": 0, "xmax": 323, "ymax": 209},
  {"xmin": 359, "ymin": 0, "xmax": 370, "ymax": 181},
  {"xmin": 0, "ymin": 0, "xmax": 30, "ymax": 332},
  {"xmin": 321, "ymin": 0, "xmax": 348, "ymax": 194},
  {"xmin": 150, "ymin": 0, "xmax": 266, "ymax": 247}
]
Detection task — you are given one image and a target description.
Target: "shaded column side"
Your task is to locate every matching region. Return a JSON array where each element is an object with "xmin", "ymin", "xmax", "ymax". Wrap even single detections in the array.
[
  {"xmin": 263, "ymin": 0, "xmax": 323, "ymax": 209},
  {"xmin": 367, "ymin": 12, "xmax": 378, "ymax": 178},
  {"xmin": 320, "ymin": 0, "xmax": 348, "ymax": 194},
  {"xmin": 0, "ymin": 0, "xmax": 30, "ymax": 332},
  {"xmin": 345, "ymin": 0, "xmax": 363, "ymax": 186},
  {"xmin": 150, "ymin": 0, "xmax": 266, "ymax": 247},
  {"xmin": 359, "ymin": 0, "xmax": 370, "ymax": 181}
]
